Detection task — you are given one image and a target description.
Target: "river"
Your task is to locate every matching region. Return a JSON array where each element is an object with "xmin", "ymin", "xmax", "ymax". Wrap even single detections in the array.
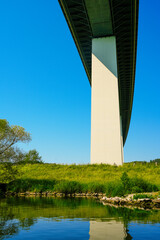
[{"xmin": 0, "ymin": 197, "xmax": 159, "ymax": 239}]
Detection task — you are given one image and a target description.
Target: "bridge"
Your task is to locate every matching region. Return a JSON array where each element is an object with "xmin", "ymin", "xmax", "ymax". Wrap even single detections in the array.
[{"xmin": 58, "ymin": 0, "xmax": 139, "ymax": 165}]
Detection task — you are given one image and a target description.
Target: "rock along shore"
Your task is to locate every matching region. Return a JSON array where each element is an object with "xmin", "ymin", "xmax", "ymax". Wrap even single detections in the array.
[
  {"xmin": 5, "ymin": 191, "xmax": 104, "ymax": 198},
  {"xmin": 100, "ymin": 196, "xmax": 160, "ymax": 210},
  {"xmin": 4, "ymin": 191, "xmax": 160, "ymax": 210}
]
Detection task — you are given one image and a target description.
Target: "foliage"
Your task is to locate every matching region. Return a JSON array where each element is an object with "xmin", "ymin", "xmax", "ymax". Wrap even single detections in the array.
[
  {"xmin": 0, "ymin": 119, "xmax": 31, "ymax": 162},
  {"xmin": 0, "ymin": 163, "xmax": 19, "ymax": 183},
  {"xmin": 19, "ymin": 150, "xmax": 43, "ymax": 164},
  {"xmin": 150, "ymin": 159, "xmax": 160, "ymax": 164},
  {"xmin": 10, "ymin": 162, "xmax": 160, "ymax": 186},
  {"xmin": 133, "ymin": 194, "xmax": 154, "ymax": 200},
  {"xmin": 129, "ymin": 177, "xmax": 158, "ymax": 193},
  {"xmin": 2, "ymin": 147, "xmax": 26, "ymax": 164},
  {"xmin": 105, "ymin": 182, "xmax": 125, "ymax": 197},
  {"xmin": 54, "ymin": 181, "xmax": 82, "ymax": 194},
  {"xmin": 1, "ymin": 162, "xmax": 160, "ymax": 195},
  {"xmin": 121, "ymin": 172, "xmax": 130, "ymax": 192},
  {"xmin": 105, "ymin": 172, "xmax": 158, "ymax": 197},
  {"xmin": 84, "ymin": 182, "xmax": 106, "ymax": 193},
  {"xmin": 0, "ymin": 120, "xmax": 43, "ymax": 182},
  {"xmin": 7, "ymin": 179, "xmax": 57, "ymax": 193},
  {"xmin": 0, "ymin": 119, "xmax": 32, "ymax": 183},
  {"xmin": 6, "ymin": 175, "xmax": 159, "ymax": 197}
]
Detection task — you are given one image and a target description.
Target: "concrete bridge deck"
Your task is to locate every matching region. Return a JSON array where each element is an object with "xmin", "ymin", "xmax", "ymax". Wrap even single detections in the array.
[{"xmin": 58, "ymin": 0, "xmax": 139, "ymax": 164}]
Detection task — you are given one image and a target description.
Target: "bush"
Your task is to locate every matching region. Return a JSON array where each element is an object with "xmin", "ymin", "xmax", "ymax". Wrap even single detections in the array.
[
  {"xmin": 0, "ymin": 163, "xmax": 19, "ymax": 183},
  {"xmin": 111, "ymin": 184, "xmax": 125, "ymax": 197},
  {"xmin": 133, "ymin": 194, "xmax": 154, "ymax": 200},
  {"xmin": 121, "ymin": 172, "xmax": 131, "ymax": 191},
  {"xmin": 54, "ymin": 181, "xmax": 82, "ymax": 194},
  {"xmin": 130, "ymin": 178, "xmax": 158, "ymax": 193},
  {"xmin": 84, "ymin": 182, "xmax": 105, "ymax": 193},
  {"xmin": 105, "ymin": 173, "xmax": 159, "ymax": 197},
  {"xmin": 7, "ymin": 179, "xmax": 56, "ymax": 193},
  {"xmin": 131, "ymin": 186, "xmax": 143, "ymax": 193}
]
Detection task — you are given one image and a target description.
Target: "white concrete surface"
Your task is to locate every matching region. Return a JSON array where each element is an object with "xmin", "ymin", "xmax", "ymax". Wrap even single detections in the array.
[{"xmin": 91, "ymin": 36, "xmax": 123, "ymax": 165}]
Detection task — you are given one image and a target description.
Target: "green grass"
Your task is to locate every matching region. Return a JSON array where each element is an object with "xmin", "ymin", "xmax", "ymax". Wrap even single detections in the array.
[
  {"xmin": 6, "ymin": 162, "xmax": 160, "ymax": 185},
  {"xmin": 133, "ymin": 194, "xmax": 154, "ymax": 200},
  {"xmin": 1, "ymin": 162, "xmax": 160, "ymax": 196}
]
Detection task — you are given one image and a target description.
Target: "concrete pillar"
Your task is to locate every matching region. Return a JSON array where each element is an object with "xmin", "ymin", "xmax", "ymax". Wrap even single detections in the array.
[
  {"xmin": 120, "ymin": 116, "xmax": 124, "ymax": 163},
  {"xmin": 89, "ymin": 221, "xmax": 127, "ymax": 240},
  {"xmin": 91, "ymin": 36, "xmax": 123, "ymax": 165}
]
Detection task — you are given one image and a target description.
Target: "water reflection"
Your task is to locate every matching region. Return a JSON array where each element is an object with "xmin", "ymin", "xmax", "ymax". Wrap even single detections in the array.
[
  {"xmin": 0, "ymin": 197, "xmax": 159, "ymax": 240},
  {"xmin": 89, "ymin": 221, "xmax": 130, "ymax": 240}
]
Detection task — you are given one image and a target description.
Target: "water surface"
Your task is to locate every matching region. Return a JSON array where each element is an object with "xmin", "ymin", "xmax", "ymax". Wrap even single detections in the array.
[{"xmin": 0, "ymin": 197, "xmax": 159, "ymax": 239}]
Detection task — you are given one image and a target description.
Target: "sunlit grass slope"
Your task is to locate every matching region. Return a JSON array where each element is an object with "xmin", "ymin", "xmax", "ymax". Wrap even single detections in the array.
[
  {"xmin": 1, "ymin": 162, "xmax": 160, "ymax": 196},
  {"xmin": 17, "ymin": 162, "xmax": 160, "ymax": 187}
]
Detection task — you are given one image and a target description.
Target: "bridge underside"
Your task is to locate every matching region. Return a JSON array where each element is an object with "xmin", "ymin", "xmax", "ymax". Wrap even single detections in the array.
[
  {"xmin": 59, "ymin": 0, "xmax": 139, "ymax": 144},
  {"xmin": 59, "ymin": 0, "xmax": 138, "ymax": 164}
]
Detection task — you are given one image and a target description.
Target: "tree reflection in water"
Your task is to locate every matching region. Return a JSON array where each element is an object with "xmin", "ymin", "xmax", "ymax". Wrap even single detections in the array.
[{"xmin": 0, "ymin": 197, "xmax": 159, "ymax": 240}]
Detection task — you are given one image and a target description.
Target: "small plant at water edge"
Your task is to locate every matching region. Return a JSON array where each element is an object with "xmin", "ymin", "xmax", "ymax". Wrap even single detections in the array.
[{"xmin": 133, "ymin": 194, "xmax": 154, "ymax": 200}]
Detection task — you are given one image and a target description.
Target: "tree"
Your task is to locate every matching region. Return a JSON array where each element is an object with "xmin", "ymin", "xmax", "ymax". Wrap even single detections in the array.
[
  {"xmin": 0, "ymin": 119, "xmax": 31, "ymax": 182},
  {"xmin": 23, "ymin": 149, "xmax": 43, "ymax": 164},
  {"xmin": 0, "ymin": 119, "xmax": 31, "ymax": 162},
  {"xmin": 150, "ymin": 159, "xmax": 160, "ymax": 164},
  {"xmin": 0, "ymin": 162, "xmax": 19, "ymax": 183}
]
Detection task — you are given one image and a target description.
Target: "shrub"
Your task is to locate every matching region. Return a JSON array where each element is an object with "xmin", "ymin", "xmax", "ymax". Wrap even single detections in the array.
[
  {"xmin": 7, "ymin": 179, "xmax": 56, "ymax": 193},
  {"xmin": 85, "ymin": 182, "xmax": 105, "ymax": 193},
  {"xmin": 54, "ymin": 181, "xmax": 82, "ymax": 194},
  {"xmin": 105, "ymin": 173, "xmax": 159, "ymax": 197},
  {"xmin": 133, "ymin": 194, "xmax": 154, "ymax": 200},
  {"xmin": 105, "ymin": 182, "xmax": 125, "ymax": 197},
  {"xmin": 131, "ymin": 186, "xmax": 143, "ymax": 193},
  {"xmin": 130, "ymin": 178, "xmax": 158, "ymax": 193},
  {"xmin": 111, "ymin": 183, "xmax": 125, "ymax": 197},
  {"xmin": 121, "ymin": 172, "xmax": 131, "ymax": 191}
]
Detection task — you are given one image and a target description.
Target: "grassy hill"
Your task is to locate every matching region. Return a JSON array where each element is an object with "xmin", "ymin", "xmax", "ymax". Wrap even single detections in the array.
[
  {"xmin": 1, "ymin": 162, "xmax": 160, "ymax": 197},
  {"xmin": 13, "ymin": 162, "xmax": 160, "ymax": 186}
]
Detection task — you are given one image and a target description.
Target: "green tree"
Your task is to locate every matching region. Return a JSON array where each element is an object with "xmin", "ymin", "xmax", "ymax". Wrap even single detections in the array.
[
  {"xmin": 0, "ymin": 119, "xmax": 31, "ymax": 161},
  {"xmin": 150, "ymin": 159, "xmax": 160, "ymax": 164},
  {"xmin": 0, "ymin": 162, "xmax": 19, "ymax": 183},
  {"xmin": 23, "ymin": 149, "xmax": 43, "ymax": 164},
  {"xmin": 0, "ymin": 119, "xmax": 31, "ymax": 182}
]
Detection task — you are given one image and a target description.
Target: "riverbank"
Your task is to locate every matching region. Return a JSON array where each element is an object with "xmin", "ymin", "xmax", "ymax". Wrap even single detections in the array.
[
  {"xmin": 1, "ymin": 162, "xmax": 160, "ymax": 201},
  {"xmin": 3, "ymin": 191, "xmax": 160, "ymax": 210},
  {"xmin": 2, "ymin": 162, "xmax": 159, "ymax": 186},
  {"xmin": 101, "ymin": 194, "xmax": 160, "ymax": 210}
]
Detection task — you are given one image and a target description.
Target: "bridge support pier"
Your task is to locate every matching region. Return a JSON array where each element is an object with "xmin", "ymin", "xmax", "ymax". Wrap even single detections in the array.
[{"xmin": 91, "ymin": 36, "xmax": 124, "ymax": 165}]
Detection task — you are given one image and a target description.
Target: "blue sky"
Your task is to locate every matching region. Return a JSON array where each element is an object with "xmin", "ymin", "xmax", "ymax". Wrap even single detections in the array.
[{"xmin": 0, "ymin": 0, "xmax": 159, "ymax": 163}]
